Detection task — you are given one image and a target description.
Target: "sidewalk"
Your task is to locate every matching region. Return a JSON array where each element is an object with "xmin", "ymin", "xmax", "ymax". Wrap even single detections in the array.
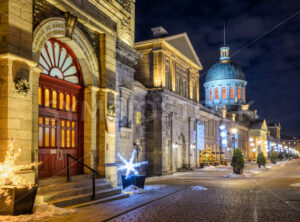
[{"xmin": 0, "ymin": 185, "xmax": 184, "ymax": 222}]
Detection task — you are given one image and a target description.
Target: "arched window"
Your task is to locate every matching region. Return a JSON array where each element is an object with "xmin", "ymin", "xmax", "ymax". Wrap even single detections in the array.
[
  {"xmin": 215, "ymin": 88, "xmax": 219, "ymax": 100},
  {"xmin": 230, "ymin": 86, "xmax": 234, "ymax": 99},
  {"xmin": 222, "ymin": 87, "xmax": 226, "ymax": 99},
  {"xmin": 39, "ymin": 39, "xmax": 81, "ymax": 84},
  {"xmin": 209, "ymin": 89, "xmax": 212, "ymax": 101},
  {"xmin": 237, "ymin": 86, "xmax": 241, "ymax": 99}
]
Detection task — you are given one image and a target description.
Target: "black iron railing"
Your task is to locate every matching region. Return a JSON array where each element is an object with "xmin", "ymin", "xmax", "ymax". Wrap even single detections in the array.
[{"xmin": 66, "ymin": 154, "xmax": 100, "ymax": 200}]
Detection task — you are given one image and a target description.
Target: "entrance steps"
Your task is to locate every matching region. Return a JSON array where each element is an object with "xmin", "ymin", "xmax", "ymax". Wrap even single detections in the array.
[{"xmin": 36, "ymin": 175, "xmax": 128, "ymax": 208}]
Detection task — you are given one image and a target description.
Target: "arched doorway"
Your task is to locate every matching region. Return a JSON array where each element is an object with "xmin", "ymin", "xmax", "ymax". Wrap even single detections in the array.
[
  {"xmin": 38, "ymin": 38, "xmax": 83, "ymax": 178},
  {"xmin": 176, "ymin": 134, "xmax": 185, "ymax": 169}
]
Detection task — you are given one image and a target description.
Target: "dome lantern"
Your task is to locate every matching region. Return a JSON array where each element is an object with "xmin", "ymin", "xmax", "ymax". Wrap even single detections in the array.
[{"xmin": 220, "ymin": 46, "xmax": 230, "ymax": 62}]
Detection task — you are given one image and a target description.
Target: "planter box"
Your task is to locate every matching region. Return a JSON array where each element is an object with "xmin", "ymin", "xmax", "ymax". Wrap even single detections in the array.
[
  {"xmin": 121, "ymin": 175, "xmax": 146, "ymax": 189},
  {"xmin": 0, "ymin": 185, "xmax": 38, "ymax": 215}
]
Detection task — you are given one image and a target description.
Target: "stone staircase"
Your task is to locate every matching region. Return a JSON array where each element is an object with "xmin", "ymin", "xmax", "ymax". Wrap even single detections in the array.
[{"xmin": 36, "ymin": 175, "xmax": 128, "ymax": 208}]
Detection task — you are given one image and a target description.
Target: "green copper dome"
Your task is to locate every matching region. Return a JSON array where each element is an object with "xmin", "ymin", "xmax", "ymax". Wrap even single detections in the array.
[{"xmin": 205, "ymin": 60, "xmax": 246, "ymax": 82}]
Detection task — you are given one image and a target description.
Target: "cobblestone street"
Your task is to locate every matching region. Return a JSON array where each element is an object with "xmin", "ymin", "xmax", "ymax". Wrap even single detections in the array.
[
  {"xmin": 32, "ymin": 160, "xmax": 300, "ymax": 222},
  {"xmin": 109, "ymin": 161, "xmax": 300, "ymax": 222}
]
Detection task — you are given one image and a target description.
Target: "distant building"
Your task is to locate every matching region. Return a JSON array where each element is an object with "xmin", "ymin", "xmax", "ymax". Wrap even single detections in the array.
[
  {"xmin": 205, "ymin": 46, "xmax": 247, "ymax": 111},
  {"xmin": 281, "ymin": 134, "xmax": 300, "ymax": 153},
  {"xmin": 133, "ymin": 28, "xmax": 222, "ymax": 175}
]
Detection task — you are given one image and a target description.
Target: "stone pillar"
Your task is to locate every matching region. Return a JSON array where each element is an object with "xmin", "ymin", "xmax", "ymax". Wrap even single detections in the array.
[
  {"xmin": 98, "ymin": 89, "xmax": 118, "ymax": 187},
  {"xmin": 152, "ymin": 50, "xmax": 163, "ymax": 87},
  {"xmin": 0, "ymin": 54, "xmax": 40, "ymax": 184},
  {"xmin": 170, "ymin": 58, "xmax": 176, "ymax": 92},
  {"xmin": 170, "ymin": 112, "xmax": 176, "ymax": 172},
  {"xmin": 83, "ymin": 86, "xmax": 99, "ymax": 172},
  {"xmin": 195, "ymin": 119, "xmax": 199, "ymax": 168}
]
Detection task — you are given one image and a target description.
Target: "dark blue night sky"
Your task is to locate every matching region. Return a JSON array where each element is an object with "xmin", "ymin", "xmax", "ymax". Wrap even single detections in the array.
[{"xmin": 135, "ymin": 0, "xmax": 300, "ymax": 136}]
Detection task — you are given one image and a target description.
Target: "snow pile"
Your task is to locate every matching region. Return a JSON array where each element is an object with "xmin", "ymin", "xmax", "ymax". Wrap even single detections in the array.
[
  {"xmin": 224, "ymin": 173, "xmax": 244, "ymax": 178},
  {"xmin": 0, "ymin": 204, "xmax": 75, "ymax": 222},
  {"xmin": 201, "ymin": 166, "xmax": 228, "ymax": 171},
  {"xmin": 190, "ymin": 186, "xmax": 207, "ymax": 191},
  {"xmin": 290, "ymin": 183, "xmax": 300, "ymax": 187},
  {"xmin": 122, "ymin": 184, "xmax": 166, "ymax": 195},
  {"xmin": 265, "ymin": 164, "xmax": 275, "ymax": 169},
  {"xmin": 249, "ymin": 168, "xmax": 265, "ymax": 174}
]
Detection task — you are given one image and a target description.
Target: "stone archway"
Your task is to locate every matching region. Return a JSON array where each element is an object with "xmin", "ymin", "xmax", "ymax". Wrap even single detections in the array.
[
  {"xmin": 32, "ymin": 17, "xmax": 99, "ymax": 86},
  {"xmin": 32, "ymin": 18, "xmax": 100, "ymax": 177}
]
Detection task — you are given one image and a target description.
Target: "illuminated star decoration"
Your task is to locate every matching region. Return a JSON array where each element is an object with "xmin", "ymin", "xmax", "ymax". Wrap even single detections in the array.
[{"xmin": 117, "ymin": 150, "xmax": 148, "ymax": 179}]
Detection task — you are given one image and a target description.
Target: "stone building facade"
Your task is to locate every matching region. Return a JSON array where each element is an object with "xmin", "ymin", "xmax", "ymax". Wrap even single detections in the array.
[
  {"xmin": 133, "ymin": 30, "xmax": 223, "ymax": 176},
  {"xmin": 0, "ymin": 0, "xmax": 138, "ymax": 187}
]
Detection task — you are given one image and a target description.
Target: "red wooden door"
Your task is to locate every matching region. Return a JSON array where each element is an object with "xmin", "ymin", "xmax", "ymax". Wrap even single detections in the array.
[{"xmin": 38, "ymin": 38, "xmax": 84, "ymax": 178}]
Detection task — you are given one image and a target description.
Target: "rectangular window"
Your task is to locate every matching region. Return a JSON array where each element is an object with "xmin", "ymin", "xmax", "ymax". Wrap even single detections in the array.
[
  {"xmin": 237, "ymin": 86, "xmax": 241, "ymax": 99},
  {"xmin": 38, "ymin": 117, "xmax": 57, "ymax": 148},
  {"xmin": 136, "ymin": 111, "xmax": 142, "ymax": 125},
  {"xmin": 51, "ymin": 128, "xmax": 56, "ymax": 147},
  {"xmin": 45, "ymin": 127, "xmax": 50, "ymax": 147},
  {"xmin": 38, "ymin": 87, "xmax": 42, "ymax": 105},
  {"xmin": 59, "ymin": 92, "xmax": 64, "ymax": 110},
  {"xmin": 52, "ymin": 90, "xmax": 57, "ymax": 108},
  {"xmin": 39, "ymin": 127, "xmax": 43, "ymax": 147},
  {"xmin": 66, "ymin": 94, "xmax": 70, "ymax": 111},
  {"xmin": 67, "ymin": 130, "xmax": 70, "ymax": 148},
  {"xmin": 72, "ymin": 96, "xmax": 77, "ymax": 112},
  {"xmin": 222, "ymin": 87, "xmax": 226, "ymax": 99},
  {"xmin": 230, "ymin": 87, "xmax": 234, "ymax": 99},
  {"xmin": 72, "ymin": 130, "xmax": 76, "ymax": 147},
  {"xmin": 44, "ymin": 89, "xmax": 50, "ymax": 107},
  {"xmin": 209, "ymin": 89, "xmax": 212, "ymax": 101},
  {"xmin": 215, "ymin": 88, "xmax": 219, "ymax": 100}
]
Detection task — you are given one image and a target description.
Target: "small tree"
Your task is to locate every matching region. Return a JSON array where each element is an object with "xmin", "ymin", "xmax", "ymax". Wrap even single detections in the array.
[
  {"xmin": 256, "ymin": 152, "xmax": 266, "ymax": 168},
  {"xmin": 278, "ymin": 152, "xmax": 284, "ymax": 161},
  {"xmin": 270, "ymin": 151, "xmax": 277, "ymax": 164},
  {"xmin": 231, "ymin": 149, "xmax": 245, "ymax": 174}
]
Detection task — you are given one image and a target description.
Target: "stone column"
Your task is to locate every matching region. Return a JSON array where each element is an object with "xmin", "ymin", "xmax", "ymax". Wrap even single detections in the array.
[
  {"xmin": 170, "ymin": 112, "xmax": 176, "ymax": 172},
  {"xmin": 195, "ymin": 119, "xmax": 199, "ymax": 168},
  {"xmin": 0, "ymin": 55, "xmax": 40, "ymax": 184},
  {"xmin": 187, "ymin": 117, "xmax": 191, "ymax": 168},
  {"xmin": 98, "ymin": 89, "xmax": 118, "ymax": 187},
  {"xmin": 83, "ymin": 86, "xmax": 99, "ymax": 172},
  {"xmin": 170, "ymin": 58, "xmax": 176, "ymax": 92},
  {"xmin": 152, "ymin": 50, "xmax": 163, "ymax": 87}
]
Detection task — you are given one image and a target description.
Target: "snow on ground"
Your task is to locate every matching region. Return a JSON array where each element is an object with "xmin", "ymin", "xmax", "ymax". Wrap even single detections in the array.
[
  {"xmin": 249, "ymin": 167, "xmax": 266, "ymax": 174},
  {"xmin": 0, "ymin": 204, "xmax": 75, "ymax": 222},
  {"xmin": 122, "ymin": 184, "xmax": 166, "ymax": 195},
  {"xmin": 290, "ymin": 183, "xmax": 300, "ymax": 187},
  {"xmin": 190, "ymin": 186, "xmax": 207, "ymax": 191},
  {"xmin": 201, "ymin": 166, "xmax": 228, "ymax": 171},
  {"xmin": 277, "ymin": 161, "xmax": 290, "ymax": 166},
  {"xmin": 224, "ymin": 173, "xmax": 244, "ymax": 178},
  {"xmin": 265, "ymin": 164, "xmax": 276, "ymax": 169}
]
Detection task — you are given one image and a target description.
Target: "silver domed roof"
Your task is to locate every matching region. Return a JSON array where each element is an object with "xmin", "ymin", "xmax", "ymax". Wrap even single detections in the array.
[{"xmin": 206, "ymin": 60, "xmax": 246, "ymax": 82}]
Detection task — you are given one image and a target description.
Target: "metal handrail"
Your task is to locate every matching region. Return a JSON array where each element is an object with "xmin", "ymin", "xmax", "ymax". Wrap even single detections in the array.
[{"xmin": 66, "ymin": 154, "xmax": 100, "ymax": 200}]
